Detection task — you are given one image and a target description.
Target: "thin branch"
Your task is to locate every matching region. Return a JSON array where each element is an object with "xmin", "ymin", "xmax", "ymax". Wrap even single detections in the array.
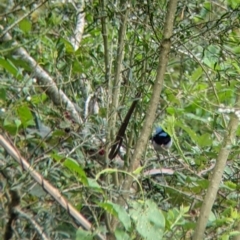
[
  {"xmin": 128, "ymin": 0, "xmax": 178, "ymax": 174},
  {"xmin": 100, "ymin": 0, "xmax": 111, "ymax": 84},
  {"xmin": 14, "ymin": 208, "xmax": 50, "ymax": 240},
  {"xmin": 0, "ymin": 26, "xmax": 83, "ymax": 124},
  {"xmin": 193, "ymin": 96, "xmax": 240, "ymax": 239},
  {"xmin": 69, "ymin": 6, "xmax": 85, "ymax": 51},
  {"xmin": 0, "ymin": 0, "xmax": 48, "ymax": 39},
  {"xmin": 109, "ymin": 1, "xmax": 131, "ymax": 137},
  {"xmin": 0, "ymin": 134, "xmax": 105, "ymax": 240},
  {"xmin": 111, "ymin": 0, "xmax": 179, "ymax": 231}
]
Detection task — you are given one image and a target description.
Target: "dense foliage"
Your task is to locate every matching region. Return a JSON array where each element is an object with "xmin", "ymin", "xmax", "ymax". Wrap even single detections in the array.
[{"xmin": 1, "ymin": 0, "xmax": 240, "ymax": 239}]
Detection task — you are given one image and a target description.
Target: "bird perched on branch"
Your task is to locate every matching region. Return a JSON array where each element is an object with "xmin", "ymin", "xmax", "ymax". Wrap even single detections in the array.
[{"xmin": 151, "ymin": 126, "xmax": 172, "ymax": 151}]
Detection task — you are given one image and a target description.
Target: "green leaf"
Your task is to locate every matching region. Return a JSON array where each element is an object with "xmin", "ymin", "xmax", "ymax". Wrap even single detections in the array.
[
  {"xmin": 177, "ymin": 122, "xmax": 198, "ymax": 143},
  {"xmin": 197, "ymin": 179, "xmax": 209, "ymax": 189},
  {"xmin": 184, "ymin": 113, "xmax": 208, "ymax": 123},
  {"xmin": 196, "ymin": 133, "xmax": 212, "ymax": 147},
  {"xmin": 3, "ymin": 118, "xmax": 19, "ymax": 135},
  {"xmin": 63, "ymin": 158, "xmax": 88, "ymax": 185},
  {"xmin": 61, "ymin": 38, "xmax": 75, "ymax": 53},
  {"xmin": 223, "ymin": 181, "xmax": 236, "ymax": 190},
  {"xmin": 16, "ymin": 104, "xmax": 34, "ymax": 128},
  {"xmin": 145, "ymin": 200, "xmax": 165, "ymax": 228},
  {"xmin": 14, "ymin": 119, "xmax": 21, "ymax": 128},
  {"xmin": 0, "ymin": 88, "xmax": 6, "ymax": 101},
  {"xmin": 203, "ymin": 45, "xmax": 220, "ymax": 69},
  {"xmin": 115, "ymin": 229, "xmax": 131, "ymax": 240},
  {"xmin": 227, "ymin": 0, "xmax": 240, "ymax": 9},
  {"xmin": 191, "ymin": 67, "xmax": 203, "ymax": 81},
  {"xmin": 76, "ymin": 229, "xmax": 94, "ymax": 240},
  {"xmin": 31, "ymin": 93, "xmax": 48, "ymax": 104},
  {"xmin": 110, "ymin": 203, "xmax": 131, "ymax": 230},
  {"xmin": 98, "ymin": 202, "xmax": 118, "ymax": 216},
  {"xmin": 0, "ymin": 57, "xmax": 21, "ymax": 80},
  {"xmin": 133, "ymin": 166, "xmax": 144, "ymax": 175},
  {"xmin": 95, "ymin": 168, "xmax": 118, "ymax": 180},
  {"xmin": 130, "ymin": 200, "xmax": 165, "ymax": 240},
  {"xmin": 51, "ymin": 153, "xmax": 65, "ymax": 161},
  {"xmin": 207, "ymin": 211, "xmax": 216, "ymax": 227},
  {"xmin": 87, "ymin": 178, "xmax": 103, "ymax": 192},
  {"xmin": 229, "ymin": 231, "xmax": 240, "ymax": 237},
  {"xmin": 19, "ymin": 19, "xmax": 32, "ymax": 33}
]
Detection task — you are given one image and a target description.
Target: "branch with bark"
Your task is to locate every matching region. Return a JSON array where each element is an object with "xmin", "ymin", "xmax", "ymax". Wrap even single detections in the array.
[
  {"xmin": 193, "ymin": 97, "xmax": 240, "ymax": 239},
  {"xmin": 110, "ymin": 0, "xmax": 179, "ymax": 231},
  {"xmin": 0, "ymin": 17, "xmax": 83, "ymax": 124},
  {"xmin": 0, "ymin": 134, "xmax": 105, "ymax": 240}
]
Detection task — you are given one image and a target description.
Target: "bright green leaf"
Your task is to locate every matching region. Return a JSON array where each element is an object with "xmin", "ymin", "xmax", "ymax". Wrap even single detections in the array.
[
  {"xmin": 191, "ymin": 67, "xmax": 203, "ymax": 81},
  {"xmin": 115, "ymin": 229, "xmax": 131, "ymax": 240},
  {"xmin": 3, "ymin": 118, "xmax": 19, "ymax": 135},
  {"xmin": 98, "ymin": 202, "xmax": 118, "ymax": 217},
  {"xmin": 64, "ymin": 158, "xmax": 88, "ymax": 185},
  {"xmin": 16, "ymin": 104, "xmax": 34, "ymax": 128},
  {"xmin": 133, "ymin": 166, "xmax": 144, "ymax": 175},
  {"xmin": 109, "ymin": 202, "xmax": 131, "ymax": 231},
  {"xmin": 130, "ymin": 200, "xmax": 165, "ymax": 240},
  {"xmin": 0, "ymin": 88, "xmax": 6, "ymax": 101},
  {"xmin": 31, "ymin": 93, "xmax": 48, "ymax": 104},
  {"xmin": 76, "ymin": 229, "xmax": 94, "ymax": 240},
  {"xmin": 87, "ymin": 178, "xmax": 103, "ymax": 192},
  {"xmin": 0, "ymin": 57, "xmax": 21, "ymax": 80},
  {"xmin": 19, "ymin": 19, "xmax": 32, "ymax": 33}
]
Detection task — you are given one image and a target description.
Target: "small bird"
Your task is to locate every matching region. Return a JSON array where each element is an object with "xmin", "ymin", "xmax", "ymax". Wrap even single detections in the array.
[{"xmin": 151, "ymin": 126, "xmax": 172, "ymax": 151}]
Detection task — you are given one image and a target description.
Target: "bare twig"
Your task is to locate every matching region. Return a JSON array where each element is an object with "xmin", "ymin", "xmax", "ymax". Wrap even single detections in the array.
[
  {"xmin": 0, "ymin": 134, "xmax": 105, "ymax": 240},
  {"xmin": 69, "ymin": 7, "xmax": 85, "ymax": 51},
  {"xmin": 15, "ymin": 208, "xmax": 50, "ymax": 240},
  {"xmin": 0, "ymin": 0, "xmax": 48, "ymax": 39},
  {"xmin": 109, "ymin": 1, "xmax": 130, "ymax": 137}
]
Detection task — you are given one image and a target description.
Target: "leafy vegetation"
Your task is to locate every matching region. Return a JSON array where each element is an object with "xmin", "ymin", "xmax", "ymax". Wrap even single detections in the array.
[{"xmin": 1, "ymin": 0, "xmax": 240, "ymax": 239}]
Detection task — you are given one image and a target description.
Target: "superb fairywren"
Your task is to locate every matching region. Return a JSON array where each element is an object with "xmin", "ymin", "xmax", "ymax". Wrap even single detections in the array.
[{"xmin": 151, "ymin": 126, "xmax": 172, "ymax": 151}]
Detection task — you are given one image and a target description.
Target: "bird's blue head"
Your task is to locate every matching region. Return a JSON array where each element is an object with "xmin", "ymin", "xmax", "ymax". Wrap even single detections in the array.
[
  {"xmin": 155, "ymin": 126, "xmax": 163, "ymax": 135},
  {"xmin": 152, "ymin": 126, "xmax": 172, "ymax": 151}
]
